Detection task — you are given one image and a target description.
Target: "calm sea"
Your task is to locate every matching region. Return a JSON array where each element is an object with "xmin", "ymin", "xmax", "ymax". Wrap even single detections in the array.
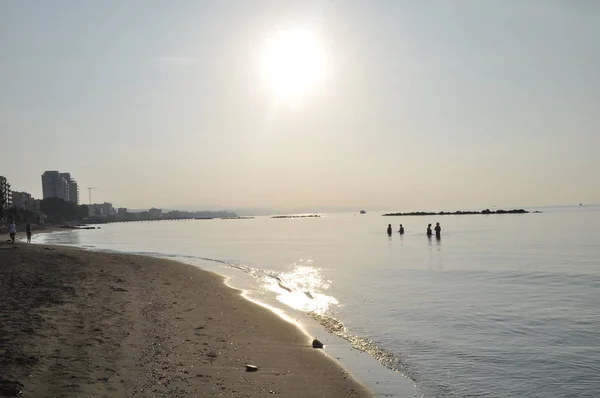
[{"xmin": 35, "ymin": 205, "xmax": 600, "ymax": 397}]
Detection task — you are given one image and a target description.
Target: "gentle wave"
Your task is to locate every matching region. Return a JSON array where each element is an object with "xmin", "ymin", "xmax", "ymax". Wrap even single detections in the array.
[
  {"xmin": 142, "ymin": 251, "xmax": 417, "ymax": 383},
  {"xmin": 307, "ymin": 312, "xmax": 416, "ymax": 382}
]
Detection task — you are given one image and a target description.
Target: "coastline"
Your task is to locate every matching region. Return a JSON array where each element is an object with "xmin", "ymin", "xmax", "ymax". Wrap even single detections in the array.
[{"xmin": 0, "ymin": 242, "xmax": 370, "ymax": 397}]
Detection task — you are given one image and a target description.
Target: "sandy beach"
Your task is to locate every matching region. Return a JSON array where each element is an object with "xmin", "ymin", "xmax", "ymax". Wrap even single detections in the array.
[{"xmin": 0, "ymin": 241, "xmax": 370, "ymax": 397}]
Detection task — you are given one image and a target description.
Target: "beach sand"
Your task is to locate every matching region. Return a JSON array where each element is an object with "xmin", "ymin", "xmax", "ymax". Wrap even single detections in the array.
[{"xmin": 0, "ymin": 242, "xmax": 370, "ymax": 397}]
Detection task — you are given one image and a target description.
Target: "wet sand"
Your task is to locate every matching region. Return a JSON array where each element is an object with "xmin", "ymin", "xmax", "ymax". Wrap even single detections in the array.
[{"xmin": 0, "ymin": 242, "xmax": 370, "ymax": 397}]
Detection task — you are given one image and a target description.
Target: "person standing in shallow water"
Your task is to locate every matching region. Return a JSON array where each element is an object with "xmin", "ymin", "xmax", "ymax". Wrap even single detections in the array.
[
  {"xmin": 434, "ymin": 222, "xmax": 441, "ymax": 239},
  {"xmin": 426, "ymin": 223, "xmax": 432, "ymax": 237},
  {"xmin": 387, "ymin": 224, "xmax": 392, "ymax": 235},
  {"xmin": 26, "ymin": 222, "xmax": 32, "ymax": 243},
  {"xmin": 399, "ymin": 224, "xmax": 404, "ymax": 235}
]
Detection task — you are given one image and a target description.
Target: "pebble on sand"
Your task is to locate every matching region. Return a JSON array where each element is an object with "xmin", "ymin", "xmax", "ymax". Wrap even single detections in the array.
[
  {"xmin": 245, "ymin": 364, "xmax": 258, "ymax": 372},
  {"xmin": 207, "ymin": 350, "xmax": 219, "ymax": 358},
  {"xmin": 312, "ymin": 338, "xmax": 324, "ymax": 349}
]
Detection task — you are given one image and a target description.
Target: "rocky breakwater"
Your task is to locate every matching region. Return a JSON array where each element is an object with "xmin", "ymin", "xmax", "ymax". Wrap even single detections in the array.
[
  {"xmin": 383, "ymin": 208, "xmax": 531, "ymax": 216},
  {"xmin": 271, "ymin": 214, "xmax": 320, "ymax": 219}
]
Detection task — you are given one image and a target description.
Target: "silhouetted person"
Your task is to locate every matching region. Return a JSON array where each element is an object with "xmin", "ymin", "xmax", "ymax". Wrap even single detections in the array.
[
  {"xmin": 426, "ymin": 223, "xmax": 432, "ymax": 237},
  {"xmin": 26, "ymin": 222, "xmax": 32, "ymax": 243},
  {"xmin": 399, "ymin": 224, "xmax": 404, "ymax": 235},
  {"xmin": 435, "ymin": 222, "xmax": 441, "ymax": 239},
  {"xmin": 387, "ymin": 224, "xmax": 392, "ymax": 236},
  {"xmin": 8, "ymin": 220, "xmax": 16, "ymax": 244}
]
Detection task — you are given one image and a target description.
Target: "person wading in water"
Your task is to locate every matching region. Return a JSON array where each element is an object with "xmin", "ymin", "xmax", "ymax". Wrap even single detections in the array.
[{"xmin": 434, "ymin": 222, "xmax": 441, "ymax": 239}]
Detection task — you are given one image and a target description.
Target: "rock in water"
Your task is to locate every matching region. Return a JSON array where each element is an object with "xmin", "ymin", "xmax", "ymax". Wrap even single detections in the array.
[
  {"xmin": 246, "ymin": 364, "xmax": 258, "ymax": 372},
  {"xmin": 312, "ymin": 338, "xmax": 324, "ymax": 349}
]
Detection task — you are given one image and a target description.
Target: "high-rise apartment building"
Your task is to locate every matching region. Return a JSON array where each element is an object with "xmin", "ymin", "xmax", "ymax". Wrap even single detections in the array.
[
  {"xmin": 0, "ymin": 176, "xmax": 11, "ymax": 213},
  {"xmin": 41, "ymin": 171, "xmax": 78, "ymax": 203},
  {"xmin": 59, "ymin": 173, "xmax": 79, "ymax": 204}
]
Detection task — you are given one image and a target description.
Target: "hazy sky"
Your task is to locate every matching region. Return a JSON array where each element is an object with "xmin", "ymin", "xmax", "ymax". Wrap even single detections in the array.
[{"xmin": 1, "ymin": 1, "xmax": 599, "ymax": 211}]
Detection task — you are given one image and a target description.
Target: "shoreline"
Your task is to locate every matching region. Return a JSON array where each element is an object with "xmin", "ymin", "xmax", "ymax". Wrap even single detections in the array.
[
  {"xmin": 30, "ymin": 229, "xmax": 419, "ymax": 397},
  {"xmin": 0, "ymin": 242, "xmax": 371, "ymax": 397}
]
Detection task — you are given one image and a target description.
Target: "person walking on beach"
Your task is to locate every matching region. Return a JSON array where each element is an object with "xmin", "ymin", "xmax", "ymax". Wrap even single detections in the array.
[
  {"xmin": 8, "ymin": 220, "xmax": 16, "ymax": 244},
  {"xmin": 387, "ymin": 224, "xmax": 392, "ymax": 236},
  {"xmin": 26, "ymin": 222, "xmax": 32, "ymax": 243},
  {"xmin": 434, "ymin": 222, "xmax": 441, "ymax": 239},
  {"xmin": 399, "ymin": 224, "xmax": 404, "ymax": 235},
  {"xmin": 426, "ymin": 223, "xmax": 432, "ymax": 237}
]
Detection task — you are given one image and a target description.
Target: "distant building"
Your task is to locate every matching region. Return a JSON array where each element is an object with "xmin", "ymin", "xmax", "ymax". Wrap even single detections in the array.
[
  {"xmin": 41, "ymin": 171, "xmax": 79, "ymax": 204},
  {"xmin": 0, "ymin": 176, "xmax": 11, "ymax": 213},
  {"xmin": 13, "ymin": 191, "xmax": 41, "ymax": 214},
  {"xmin": 118, "ymin": 208, "xmax": 127, "ymax": 215},
  {"xmin": 89, "ymin": 202, "xmax": 115, "ymax": 217},
  {"xmin": 101, "ymin": 202, "xmax": 114, "ymax": 216},
  {"xmin": 148, "ymin": 208, "xmax": 163, "ymax": 219},
  {"xmin": 88, "ymin": 204, "xmax": 98, "ymax": 217},
  {"xmin": 12, "ymin": 191, "xmax": 32, "ymax": 208},
  {"xmin": 60, "ymin": 173, "xmax": 79, "ymax": 204},
  {"xmin": 42, "ymin": 171, "xmax": 69, "ymax": 201}
]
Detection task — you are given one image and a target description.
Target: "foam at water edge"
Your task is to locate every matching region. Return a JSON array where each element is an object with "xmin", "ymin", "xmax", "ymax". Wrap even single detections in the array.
[{"xmin": 308, "ymin": 312, "xmax": 417, "ymax": 384}]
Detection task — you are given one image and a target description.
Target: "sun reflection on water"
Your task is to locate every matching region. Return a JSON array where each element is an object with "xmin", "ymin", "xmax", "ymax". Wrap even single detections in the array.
[{"xmin": 263, "ymin": 260, "xmax": 338, "ymax": 315}]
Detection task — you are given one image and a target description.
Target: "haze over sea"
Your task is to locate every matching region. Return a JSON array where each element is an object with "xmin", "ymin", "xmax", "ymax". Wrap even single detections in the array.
[{"xmin": 35, "ymin": 205, "xmax": 600, "ymax": 397}]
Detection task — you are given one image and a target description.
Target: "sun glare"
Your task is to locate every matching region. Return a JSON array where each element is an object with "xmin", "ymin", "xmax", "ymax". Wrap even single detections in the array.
[{"xmin": 260, "ymin": 27, "xmax": 327, "ymax": 104}]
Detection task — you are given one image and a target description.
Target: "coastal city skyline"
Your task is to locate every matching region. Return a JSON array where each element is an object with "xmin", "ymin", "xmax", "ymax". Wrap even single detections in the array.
[
  {"xmin": 2, "ymin": 172, "xmax": 240, "ymax": 224},
  {"xmin": 2, "ymin": 1, "xmax": 599, "ymax": 211}
]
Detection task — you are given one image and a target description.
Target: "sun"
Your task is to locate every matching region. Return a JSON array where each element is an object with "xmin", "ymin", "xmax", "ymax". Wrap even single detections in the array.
[{"xmin": 260, "ymin": 27, "xmax": 327, "ymax": 104}]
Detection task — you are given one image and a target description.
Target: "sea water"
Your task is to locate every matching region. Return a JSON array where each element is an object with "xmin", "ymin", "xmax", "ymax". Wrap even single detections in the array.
[{"xmin": 35, "ymin": 205, "xmax": 600, "ymax": 397}]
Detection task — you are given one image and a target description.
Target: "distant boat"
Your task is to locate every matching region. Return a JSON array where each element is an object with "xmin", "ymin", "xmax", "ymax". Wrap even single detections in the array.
[{"xmin": 359, "ymin": 210, "xmax": 366, "ymax": 214}]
